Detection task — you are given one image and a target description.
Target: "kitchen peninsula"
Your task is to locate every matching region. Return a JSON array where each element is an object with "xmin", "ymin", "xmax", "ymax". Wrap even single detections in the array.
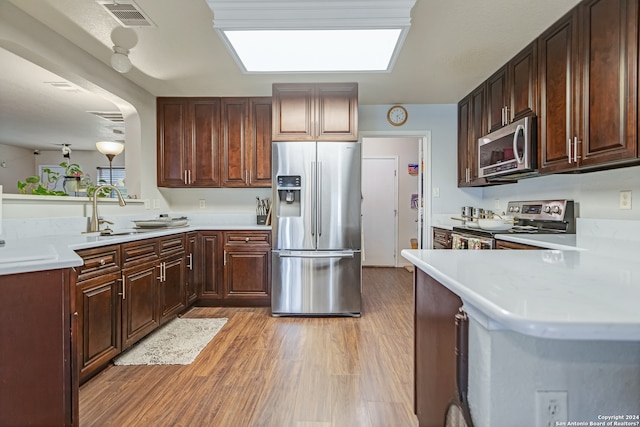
[
  {"xmin": 402, "ymin": 219, "xmax": 640, "ymax": 427},
  {"xmin": 0, "ymin": 214, "xmax": 270, "ymax": 426}
]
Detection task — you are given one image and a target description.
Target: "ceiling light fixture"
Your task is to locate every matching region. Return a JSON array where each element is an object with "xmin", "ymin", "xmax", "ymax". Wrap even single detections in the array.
[
  {"xmin": 109, "ymin": 27, "xmax": 138, "ymax": 73},
  {"xmin": 206, "ymin": 0, "xmax": 416, "ymax": 73}
]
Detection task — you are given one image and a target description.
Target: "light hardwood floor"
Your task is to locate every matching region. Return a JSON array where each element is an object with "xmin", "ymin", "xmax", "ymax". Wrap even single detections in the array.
[{"xmin": 79, "ymin": 267, "xmax": 418, "ymax": 427}]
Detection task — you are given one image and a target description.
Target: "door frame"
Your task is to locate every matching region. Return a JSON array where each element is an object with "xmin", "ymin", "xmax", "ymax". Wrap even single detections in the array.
[
  {"xmin": 359, "ymin": 130, "xmax": 432, "ymax": 250},
  {"xmin": 362, "ymin": 155, "xmax": 399, "ymax": 266}
]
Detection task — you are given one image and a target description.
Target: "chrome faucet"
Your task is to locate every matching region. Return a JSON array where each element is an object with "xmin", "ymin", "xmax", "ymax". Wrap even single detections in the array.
[{"xmin": 89, "ymin": 185, "xmax": 127, "ymax": 232}]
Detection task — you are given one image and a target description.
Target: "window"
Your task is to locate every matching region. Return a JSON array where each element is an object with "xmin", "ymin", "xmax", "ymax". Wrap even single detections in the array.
[{"xmin": 96, "ymin": 167, "xmax": 126, "ymax": 186}]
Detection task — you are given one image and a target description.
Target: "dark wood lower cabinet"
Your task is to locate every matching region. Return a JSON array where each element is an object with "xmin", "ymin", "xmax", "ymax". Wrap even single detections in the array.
[
  {"xmin": 199, "ymin": 231, "xmax": 223, "ymax": 299},
  {"xmin": 197, "ymin": 230, "xmax": 271, "ymax": 306},
  {"xmin": 159, "ymin": 251, "xmax": 187, "ymax": 323},
  {"xmin": 0, "ymin": 269, "xmax": 77, "ymax": 426},
  {"xmin": 185, "ymin": 232, "xmax": 199, "ymax": 305},
  {"xmin": 414, "ymin": 268, "xmax": 461, "ymax": 427},
  {"xmin": 76, "ymin": 272, "xmax": 122, "ymax": 383},
  {"xmin": 122, "ymin": 261, "xmax": 160, "ymax": 350}
]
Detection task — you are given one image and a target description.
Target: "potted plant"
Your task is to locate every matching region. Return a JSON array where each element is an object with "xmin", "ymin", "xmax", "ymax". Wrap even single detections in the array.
[
  {"xmin": 61, "ymin": 162, "xmax": 85, "ymax": 193},
  {"xmin": 17, "ymin": 162, "xmax": 110, "ymax": 197},
  {"xmin": 17, "ymin": 166, "xmax": 67, "ymax": 196}
]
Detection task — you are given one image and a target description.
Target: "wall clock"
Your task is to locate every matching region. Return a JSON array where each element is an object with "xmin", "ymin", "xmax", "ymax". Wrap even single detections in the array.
[{"xmin": 387, "ymin": 105, "xmax": 408, "ymax": 126}]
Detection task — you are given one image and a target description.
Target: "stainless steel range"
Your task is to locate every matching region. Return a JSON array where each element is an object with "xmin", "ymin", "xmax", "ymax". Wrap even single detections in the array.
[{"xmin": 451, "ymin": 199, "xmax": 575, "ymax": 249}]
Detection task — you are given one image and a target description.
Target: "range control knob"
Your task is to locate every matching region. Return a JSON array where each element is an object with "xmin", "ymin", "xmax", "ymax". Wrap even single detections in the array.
[
  {"xmin": 552, "ymin": 206, "xmax": 561, "ymax": 214},
  {"xmin": 543, "ymin": 206, "xmax": 551, "ymax": 213},
  {"xmin": 511, "ymin": 206, "xmax": 520, "ymax": 213}
]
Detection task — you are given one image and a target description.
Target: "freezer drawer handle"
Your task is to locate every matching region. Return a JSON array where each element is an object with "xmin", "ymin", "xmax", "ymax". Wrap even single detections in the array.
[{"xmin": 279, "ymin": 252, "xmax": 355, "ymax": 259}]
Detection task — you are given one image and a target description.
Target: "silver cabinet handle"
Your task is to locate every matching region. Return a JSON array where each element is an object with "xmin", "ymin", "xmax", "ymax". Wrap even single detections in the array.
[
  {"xmin": 157, "ymin": 262, "xmax": 166, "ymax": 282},
  {"xmin": 567, "ymin": 138, "xmax": 572, "ymax": 164},
  {"xmin": 184, "ymin": 170, "xmax": 188, "ymax": 185},
  {"xmin": 573, "ymin": 137, "xmax": 579, "ymax": 163},
  {"xmin": 187, "ymin": 253, "xmax": 193, "ymax": 270},
  {"xmin": 117, "ymin": 275, "xmax": 125, "ymax": 299},
  {"xmin": 188, "ymin": 170, "xmax": 192, "ymax": 184}
]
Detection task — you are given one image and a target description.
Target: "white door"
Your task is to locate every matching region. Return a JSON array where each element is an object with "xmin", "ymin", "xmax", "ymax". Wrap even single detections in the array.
[{"xmin": 362, "ymin": 157, "xmax": 397, "ymax": 266}]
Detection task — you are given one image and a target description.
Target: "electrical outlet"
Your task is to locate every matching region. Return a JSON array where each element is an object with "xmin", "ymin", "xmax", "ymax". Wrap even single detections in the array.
[
  {"xmin": 494, "ymin": 199, "xmax": 501, "ymax": 210},
  {"xmin": 152, "ymin": 199, "xmax": 160, "ymax": 209},
  {"xmin": 536, "ymin": 391, "xmax": 567, "ymax": 427},
  {"xmin": 199, "ymin": 199, "xmax": 206, "ymax": 209},
  {"xmin": 620, "ymin": 190, "xmax": 632, "ymax": 210},
  {"xmin": 433, "ymin": 187, "xmax": 440, "ymax": 198}
]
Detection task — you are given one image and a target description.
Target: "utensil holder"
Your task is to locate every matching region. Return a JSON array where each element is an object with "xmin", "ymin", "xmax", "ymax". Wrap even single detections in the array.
[{"xmin": 257, "ymin": 215, "xmax": 267, "ymax": 225}]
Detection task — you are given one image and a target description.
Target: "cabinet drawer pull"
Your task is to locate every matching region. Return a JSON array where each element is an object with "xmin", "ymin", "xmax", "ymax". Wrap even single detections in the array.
[
  {"xmin": 100, "ymin": 258, "xmax": 106, "ymax": 266},
  {"xmin": 117, "ymin": 276, "xmax": 125, "ymax": 299},
  {"xmin": 245, "ymin": 237, "xmax": 250, "ymax": 242}
]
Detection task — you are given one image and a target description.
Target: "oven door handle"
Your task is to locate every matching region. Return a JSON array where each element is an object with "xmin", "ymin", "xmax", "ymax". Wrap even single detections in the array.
[{"xmin": 513, "ymin": 124, "xmax": 525, "ymax": 164}]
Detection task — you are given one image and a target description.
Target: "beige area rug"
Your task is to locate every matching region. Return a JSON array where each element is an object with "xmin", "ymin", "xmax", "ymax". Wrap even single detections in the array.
[{"xmin": 113, "ymin": 317, "xmax": 227, "ymax": 366}]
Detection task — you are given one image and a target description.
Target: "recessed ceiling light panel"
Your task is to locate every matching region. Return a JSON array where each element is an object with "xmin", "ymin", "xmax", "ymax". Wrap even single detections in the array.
[
  {"xmin": 207, "ymin": 0, "xmax": 415, "ymax": 73},
  {"xmin": 222, "ymin": 29, "xmax": 403, "ymax": 72}
]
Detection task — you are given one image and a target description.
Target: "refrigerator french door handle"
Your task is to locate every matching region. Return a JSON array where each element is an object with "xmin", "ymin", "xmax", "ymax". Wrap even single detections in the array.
[
  {"xmin": 278, "ymin": 251, "xmax": 355, "ymax": 259},
  {"xmin": 311, "ymin": 161, "xmax": 316, "ymax": 236},
  {"xmin": 318, "ymin": 161, "xmax": 322, "ymax": 237}
]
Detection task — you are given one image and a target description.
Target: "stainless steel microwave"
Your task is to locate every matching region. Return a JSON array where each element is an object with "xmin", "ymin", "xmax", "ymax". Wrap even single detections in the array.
[{"xmin": 478, "ymin": 116, "xmax": 537, "ymax": 179}]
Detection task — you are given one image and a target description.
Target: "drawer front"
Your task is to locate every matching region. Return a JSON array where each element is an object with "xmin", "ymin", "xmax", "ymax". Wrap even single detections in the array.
[
  {"xmin": 122, "ymin": 240, "xmax": 159, "ymax": 267},
  {"xmin": 76, "ymin": 245, "xmax": 121, "ymax": 281},
  {"xmin": 224, "ymin": 231, "xmax": 271, "ymax": 247},
  {"xmin": 158, "ymin": 235, "xmax": 185, "ymax": 256}
]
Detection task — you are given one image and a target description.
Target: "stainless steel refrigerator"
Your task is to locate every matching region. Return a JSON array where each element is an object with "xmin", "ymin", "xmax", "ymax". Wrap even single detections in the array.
[{"xmin": 271, "ymin": 141, "xmax": 362, "ymax": 316}]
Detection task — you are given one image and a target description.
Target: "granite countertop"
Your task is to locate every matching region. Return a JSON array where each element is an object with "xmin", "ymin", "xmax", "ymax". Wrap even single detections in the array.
[
  {"xmin": 0, "ymin": 222, "xmax": 271, "ymax": 276},
  {"xmin": 402, "ymin": 218, "xmax": 640, "ymax": 342}
]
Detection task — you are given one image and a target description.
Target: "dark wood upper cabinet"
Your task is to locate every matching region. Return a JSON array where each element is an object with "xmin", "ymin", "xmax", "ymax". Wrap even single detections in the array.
[
  {"xmin": 221, "ymin": 97, "xmax": 249, "ymax": 187},
  {"xmin": 487, "ymin": 65, "xmax": 508, "ymax": 133},
  {"xmin": 509, "ymin": 41, "xmax": 538, "ymax": 123},
  {"xmin": 159, "ymin": 97, "xmax": 270, "ymax": 188},
  {"xmin": 221, "ymin": 97, "xmax": 272, "ymax": 187},
  {"xmin": 248, "ymin": 97, "xmax": 273, "ymax": 187},
  {"xmin": 157, "ymin": 98, "xmax": 188, "ymax": 187},
  {"xmin": 487, "ymin": 42, "xmax": 538, "ymax": 133},
  {"xmin": 578, "ymin": 0, "xmax": 638, "ymax": 167},
  {"xmin": 189, "ymin": 99, "xmax": 222, "ymax": 187},
  {"xmin": 539, "ymin": 0, "xmax": 638, "ymax": 173},
  {"xmin": 272, "ymin": 83, "xmax": 358, "ymax": 141},
  {"xmin": 157, "ymin": 97, "xmax": 221, "ymax": 187},
  {"xmin": 538, "ymin": 9, "xmax": 580, "ymax": 173},
  {"xmin": 458, "ymin": 83, "xmax": 492, "ymax": 187},
  {"xmin": 457, "ymin": 95, "xmax": 471, "ymax": 187}
]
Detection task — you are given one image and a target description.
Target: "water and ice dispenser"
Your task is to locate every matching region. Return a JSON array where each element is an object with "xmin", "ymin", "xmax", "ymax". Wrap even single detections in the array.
[{"xmin": 276, "ymin": 175, "xmax": 301, "ymax": 217}]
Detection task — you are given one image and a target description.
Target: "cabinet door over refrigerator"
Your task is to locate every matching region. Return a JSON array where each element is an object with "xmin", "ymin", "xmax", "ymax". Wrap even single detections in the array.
[{"xmin": 316, "ymin": 142, "xmax": 361, "ymax": 250}]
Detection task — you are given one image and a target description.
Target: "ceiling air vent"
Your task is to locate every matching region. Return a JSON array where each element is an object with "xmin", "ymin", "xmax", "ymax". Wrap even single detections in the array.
[
  {"xmin": 97, "ymin": 0, "xmax": 156, "ymax": 27},
  {"xmin": 88, "ymin": 111, "xmax": 125, "ymax": 123}
]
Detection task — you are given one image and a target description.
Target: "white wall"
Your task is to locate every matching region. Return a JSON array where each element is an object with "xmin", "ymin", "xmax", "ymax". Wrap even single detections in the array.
[{"xmin": 0, "ymin": 144, "xmax": 34, "ymax": 193}]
